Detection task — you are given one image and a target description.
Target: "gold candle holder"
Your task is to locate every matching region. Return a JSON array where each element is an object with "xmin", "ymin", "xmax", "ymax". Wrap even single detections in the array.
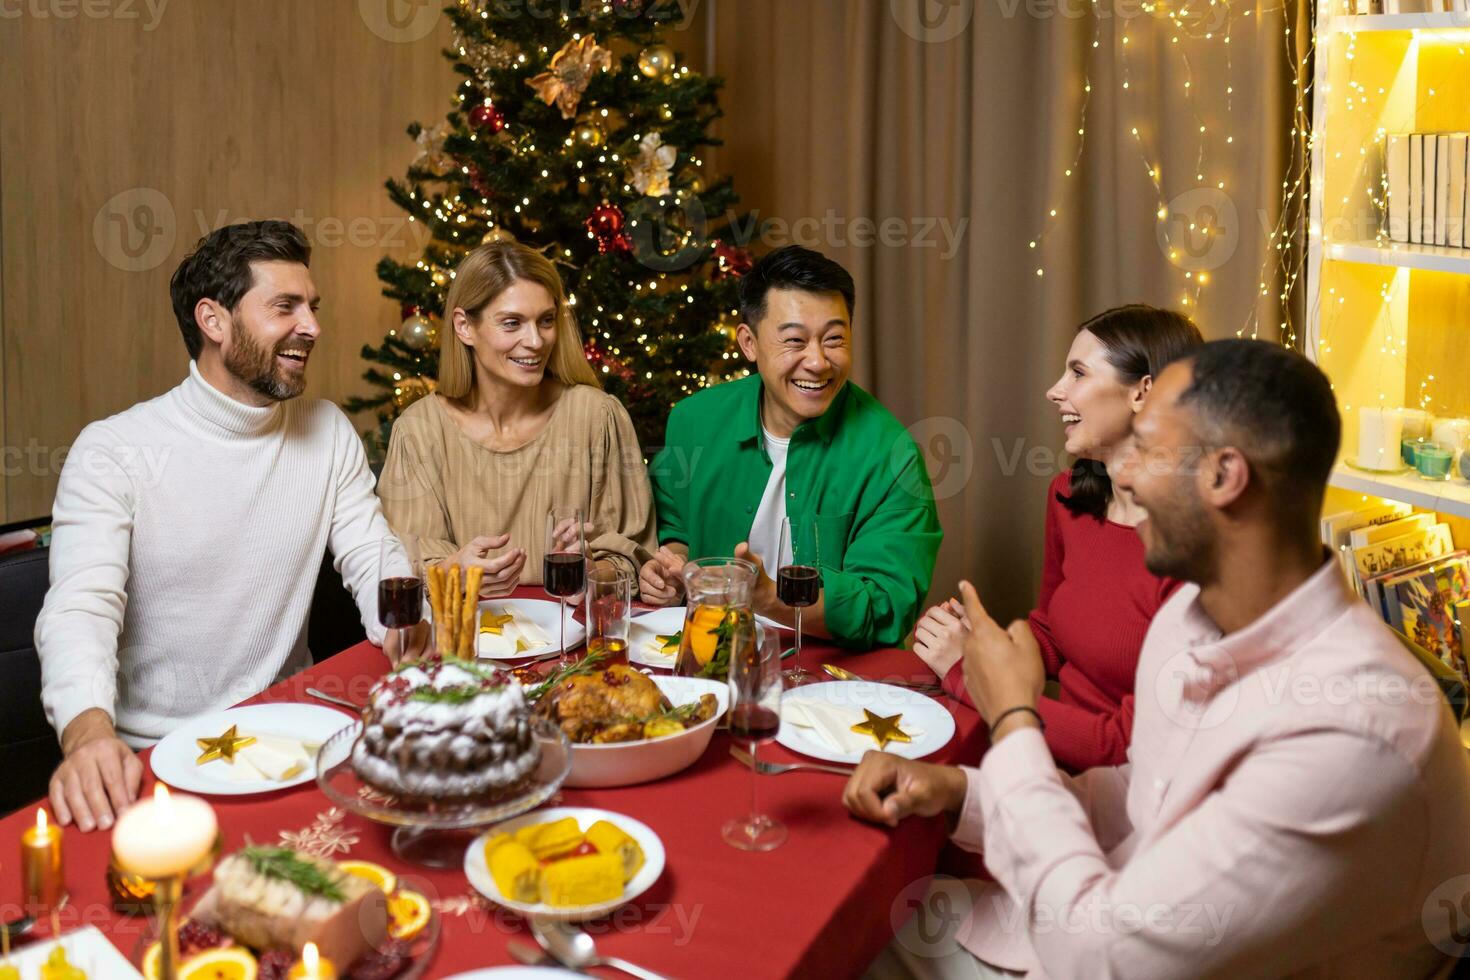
[
  {"xmin": 106, "ymin": 857, "xmax": 157, "ymax": 916},
  {"xmin": 20, "ymin": 808, "xmax": 64, "ymax": 915},
  {"xmin": 125, "ymin": 838, "xmax": 220, "ymax": 980}
]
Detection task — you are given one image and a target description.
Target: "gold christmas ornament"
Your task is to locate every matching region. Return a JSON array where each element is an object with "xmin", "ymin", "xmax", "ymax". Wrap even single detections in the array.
[
  {"xmin": 849, "ymin": 709, "xmax": 913, "ymax": 750},
  {"xmin": 637, "ymin": 44, "xmax": 675, "ymax": 80},
  {"xmin": 196, "ymin": 725, "xmax": 257, "ymax": 765},
  {"xmin": 431, "ymin": 269, "xmax": 450, "ymax": 287},
  {"xmin": 399, "ymin": 313, "xmax": 438, "ymax": 351},
  {"xmin": 393, "ymin": 377, "xmax": 436, "ymax": 411},
  {"xmin": 683, "ymin": 170, "xmax": 706, "ymax": 194},
  {"xmin": 573, "ymin": 119, "xmax": 606, "ymax": 148},
  {"xmin": 527, "ymin": 35, "xmax": 612, "ymax": 120},
  {"xmin": 657, "ymin": 103, "xmax": 675, "ymax": 122},
  {"xmin": 628, "ymin": 132, "xmax": 677, "ymax": 197}
]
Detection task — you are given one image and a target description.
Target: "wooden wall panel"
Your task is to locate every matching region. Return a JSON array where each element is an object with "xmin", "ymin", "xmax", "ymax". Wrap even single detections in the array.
[{"xmin": 0, "ymin": 0, "xmax": 460, "ymax": 521}]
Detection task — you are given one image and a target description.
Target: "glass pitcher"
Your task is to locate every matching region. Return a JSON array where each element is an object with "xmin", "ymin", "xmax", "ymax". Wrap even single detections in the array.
[{"xmin": 675, "ymin": 557, "xmax": 757, "ymax": 680}]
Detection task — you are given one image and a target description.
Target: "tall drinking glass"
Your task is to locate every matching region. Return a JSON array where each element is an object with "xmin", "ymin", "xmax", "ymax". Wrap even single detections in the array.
[
  {"xmin": 544, "ymin": 508, "xmax": 586, "ymax": 667},
  {"xmin": 585, "ymin": 564, "xmax": 633, "ymax": 667},
  {"xmin": 378, "ymin": 535, "xmax": 424, "ymax": 668},
  {"xmin": 776, "ymin": 516, "xmax": 821, "ymax": 686},
  {"xmin": 724, "ymin": 626, "xmax": 787, "ymax": 851}
]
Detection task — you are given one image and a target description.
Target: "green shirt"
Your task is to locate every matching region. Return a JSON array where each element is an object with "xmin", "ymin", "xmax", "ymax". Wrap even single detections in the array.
[{"xmin": 649, "ymin": 375, "xmax": 942, "ymax": 649}]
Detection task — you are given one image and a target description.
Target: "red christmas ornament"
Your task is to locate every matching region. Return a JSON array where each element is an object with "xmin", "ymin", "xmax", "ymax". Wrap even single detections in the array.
[
  {"xmin": 469, "ymin": 102, "xmax": 505, "ymax": 134},
  {"xmin": 713, "ymin": 241, "xmax": 754, "ymax": 279},
  {"xmin": 586, "ymin": 204, "xmax": 633, "ymax": 255}
]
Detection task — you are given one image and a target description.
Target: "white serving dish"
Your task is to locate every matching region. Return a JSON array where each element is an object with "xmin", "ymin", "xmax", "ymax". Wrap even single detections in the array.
[{"xmin": 560, "ymin": 675, "xmax": 728, "ymax": 788}]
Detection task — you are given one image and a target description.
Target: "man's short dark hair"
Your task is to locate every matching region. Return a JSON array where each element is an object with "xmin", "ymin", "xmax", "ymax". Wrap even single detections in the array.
[
  {"xmin": 738, "ymin": 245, "xmax": 856, "ymax": 328},
  {"xmin": 169, "ymin": 221, "xmax": 311, "ymax": 359},
  {"xmin": 1177, "ymin": 339, "xmax": 1341, "ymax": 517}
]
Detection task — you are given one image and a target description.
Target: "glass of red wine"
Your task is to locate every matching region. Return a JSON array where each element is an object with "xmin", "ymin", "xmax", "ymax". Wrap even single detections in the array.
[
  {"xmin": 777, "ymin": 516, "xmax": 821, "ymax": 686},
  {"xmin": 544, "ymin": 507, "xmax": 586, "ymax": 668},
  {"xmin": 378, "ymin": 535, "xmax": 423, "ymax": 667},
  {"xmin": 723, "ymin": 625, "xmax": 787, "ymax": 851}
]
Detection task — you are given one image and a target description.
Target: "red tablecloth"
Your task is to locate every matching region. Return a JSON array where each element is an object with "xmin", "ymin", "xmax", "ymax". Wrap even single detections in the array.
[{"xmin": 0, "ymin": 592, "xmax": 985, "ymax": 979}]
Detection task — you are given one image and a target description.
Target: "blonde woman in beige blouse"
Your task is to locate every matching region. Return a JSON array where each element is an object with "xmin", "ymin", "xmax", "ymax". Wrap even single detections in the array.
[{"xmin": 378, "ymin": 241, "xmax": 656, "ymax": 595}]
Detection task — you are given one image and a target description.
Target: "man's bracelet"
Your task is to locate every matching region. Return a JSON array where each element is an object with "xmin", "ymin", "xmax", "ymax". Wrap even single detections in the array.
[{"xmin": 990, "ymin": 705, "xmax": 1044, "ymax": 735}]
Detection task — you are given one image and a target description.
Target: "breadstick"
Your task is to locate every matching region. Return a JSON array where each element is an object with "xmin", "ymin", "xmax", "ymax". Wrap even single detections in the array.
[
  {"xmin": 447, "ymin": 565, "xmax": 462, "ymax": 656},
  {"xmin": 459, "ymin": 566, "xmax": 483, "ymax": 659},
  {"xmin": 426, "ymin": 565, "xmax": 445, "ymax": 656}
]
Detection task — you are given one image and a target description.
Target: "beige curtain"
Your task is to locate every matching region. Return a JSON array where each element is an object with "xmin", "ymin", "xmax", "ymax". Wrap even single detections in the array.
[{"xmin": 706, "ymin": 0, "xmax": 1305, "ymax": 620}]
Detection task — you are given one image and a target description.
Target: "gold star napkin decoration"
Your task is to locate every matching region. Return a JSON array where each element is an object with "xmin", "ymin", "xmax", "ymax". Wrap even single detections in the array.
[
  {"xmin": 526, "ymin": 34, "xmax": 611, "ymax": 119},
  {"xmin": 196, "ymin": 725, "xmax": 256, "ymax": 765},
  {"xmin": 850, "ymin": 709, "xmax": 912, "ymax": 750},
  {"xmin": 480, "ymin": 610, "xmax": 515, "ymax": 634}
]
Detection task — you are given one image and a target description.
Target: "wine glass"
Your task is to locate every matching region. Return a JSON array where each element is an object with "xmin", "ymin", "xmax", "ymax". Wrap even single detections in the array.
[
  {"xmin": 544, "ymin": 508, "xmax": 586, "ymax": 667},
  {"xmin": 378, "ymin": 535, "xmax": 424, "ymax": 667},
  {"xmin": 585, "ymin": 564, "xmax": 633, "ymax": 667},
  {"xmin": 777, "ymin": 516, "xmax": 821, "ymax": 686},
  {"xmin": 724, "ymin": 625, "xmax": 787, "ymax": 851}
]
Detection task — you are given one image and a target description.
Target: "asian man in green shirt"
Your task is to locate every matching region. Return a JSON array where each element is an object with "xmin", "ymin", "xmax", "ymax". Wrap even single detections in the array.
[{"xmin": 641, "ymin": 245, "xmax": 942, "ymax": 649}]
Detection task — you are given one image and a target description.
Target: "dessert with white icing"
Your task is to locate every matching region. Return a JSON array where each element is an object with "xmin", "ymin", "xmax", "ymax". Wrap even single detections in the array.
[{"xmin": 351, "ymin": 659, "xmax": 541, "ymax": 802}]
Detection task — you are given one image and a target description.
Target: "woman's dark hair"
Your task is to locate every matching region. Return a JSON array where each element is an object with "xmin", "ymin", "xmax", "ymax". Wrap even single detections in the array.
[
  {"xmin": 169, "ymin": 220, "xmax": 312, "ymax": 359},
  {"xmin": 739, "ymin": 245, "xmax": 857, "ymax": 327},
  {"xmin": 1060, "ymin": 304, "xmax": 1204, "ymax": 519}
]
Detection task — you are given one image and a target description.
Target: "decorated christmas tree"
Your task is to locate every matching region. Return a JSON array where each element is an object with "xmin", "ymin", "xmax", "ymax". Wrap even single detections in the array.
[{"xmin": 345, "ymin": 0, "xmax": 753, "ymax": 461}]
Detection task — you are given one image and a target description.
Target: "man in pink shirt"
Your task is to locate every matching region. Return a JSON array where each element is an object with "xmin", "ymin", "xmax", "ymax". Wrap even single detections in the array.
[{"xmin": 847, "ymin": 340, "xmax": 1470, "ymax": 978}]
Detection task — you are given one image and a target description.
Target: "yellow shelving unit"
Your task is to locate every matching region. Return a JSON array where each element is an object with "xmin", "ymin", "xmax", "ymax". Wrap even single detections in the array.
[{"xmin": 1307, "ymin": 3, "xmax": 1470, "ymax": 523}]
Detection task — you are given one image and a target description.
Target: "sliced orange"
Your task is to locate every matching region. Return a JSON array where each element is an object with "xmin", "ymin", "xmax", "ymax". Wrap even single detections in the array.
[
  {"xmin": 338, "ymin": 859, "xmax": 397, "ymax": 896},
  {"xmin": 179, "ymin": 947, "xmax": 258, "ymax": 980},
  {"xmin": 387, "ymin": 888, "xmax": 432, "ymax": 940},
  {"xmin": 141, "ymin": 942, "xmax": 163, "ymax": 980},
  {"xmin": 687, "ymin": 604, "xmax": 727, "ymax": 666}
]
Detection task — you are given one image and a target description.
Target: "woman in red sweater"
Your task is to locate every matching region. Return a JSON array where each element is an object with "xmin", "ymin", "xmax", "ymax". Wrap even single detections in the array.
[{"xmin": 915, "ymin": 304, "xmax": 1202, "ymax": 771}]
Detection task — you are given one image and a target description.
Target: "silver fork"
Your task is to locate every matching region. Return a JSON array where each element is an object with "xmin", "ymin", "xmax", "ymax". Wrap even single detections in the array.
[{"xmin": 730, "ymin": 745, "xmax": 855, "ymax": 777}]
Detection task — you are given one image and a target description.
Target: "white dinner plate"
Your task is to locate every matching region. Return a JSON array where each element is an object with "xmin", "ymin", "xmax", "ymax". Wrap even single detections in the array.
[
  {"xmin": 476, "ymin": 598, "xmax": 586, "ymax": 660},
  {"xmin": 4, "ymin": 926, "xmax": 144, "ymax": 977},
  {"xmin": 441, "ymin": 970, "xmax": 584, "ymax": 980},
  {"xmin": 775, "ymin": 681, "xmax": 956, "ymax": 764},
  {"xmin": 465, "ymin": 806, "xmax": 666, "ymax": 922},
  {"xmin": 150, "ymin": 703, "xmax": 353, "ymax": 796}
]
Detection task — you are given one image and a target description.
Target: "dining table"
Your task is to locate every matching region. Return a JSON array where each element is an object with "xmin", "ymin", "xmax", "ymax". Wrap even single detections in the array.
[{"xmin": 0, "ymin": 586, "xmax": 989, "ymax": 979}]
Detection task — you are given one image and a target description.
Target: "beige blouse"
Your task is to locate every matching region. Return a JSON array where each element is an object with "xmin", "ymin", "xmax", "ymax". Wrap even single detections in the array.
[{"xmin": 377, "ymin": 386, "xmax": 657, "ymax": 583}]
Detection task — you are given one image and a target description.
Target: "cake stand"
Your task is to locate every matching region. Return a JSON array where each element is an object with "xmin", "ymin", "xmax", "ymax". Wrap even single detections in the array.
[{"xmin": 316, "ymin": 718, "xmax": 572, "ymax": 868}]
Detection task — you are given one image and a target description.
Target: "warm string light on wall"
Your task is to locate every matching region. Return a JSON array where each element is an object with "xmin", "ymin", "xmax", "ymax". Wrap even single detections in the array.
[{"xmin": 1026, "ymin": 0, "xmax": 1312, "ymax": 344}]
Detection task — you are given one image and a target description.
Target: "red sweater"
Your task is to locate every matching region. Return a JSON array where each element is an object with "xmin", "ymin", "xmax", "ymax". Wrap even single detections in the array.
[{"xmin": 943, "ymin": 471, "xmax": 1180, "ymax": 771}]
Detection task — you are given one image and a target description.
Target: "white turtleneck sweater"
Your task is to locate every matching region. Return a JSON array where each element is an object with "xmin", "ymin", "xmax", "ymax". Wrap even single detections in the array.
[{"xmin": 36, "ymin": 361, "xmax": 393, "ymax": 747}]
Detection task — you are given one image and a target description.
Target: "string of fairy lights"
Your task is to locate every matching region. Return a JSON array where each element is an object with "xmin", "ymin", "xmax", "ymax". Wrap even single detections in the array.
[{"xmin": 1023, "ymin": 0, "xmax": 1314, "ymax": 345}]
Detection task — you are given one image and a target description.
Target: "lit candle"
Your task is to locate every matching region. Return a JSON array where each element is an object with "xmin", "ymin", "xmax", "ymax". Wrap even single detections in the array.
[
  {"xmin": 111, "ymin": 785, "xmax": 218, "ymax": 879},
  {"xmin": 287, "ymin": 943, "xmax": 338, "ymax": 980},
  {"xmin": 1357, "ymin": 407, "xmax": 1403, "ymax": 471},
  {"xmin": 20, "ymin": 808, "xmax": 64, "ymax": 912}
]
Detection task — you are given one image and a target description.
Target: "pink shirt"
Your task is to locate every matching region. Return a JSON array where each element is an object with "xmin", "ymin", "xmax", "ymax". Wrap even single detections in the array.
[{"xmin": 951, "ymin": 557, "xmax": 1470, "ymax": 978}]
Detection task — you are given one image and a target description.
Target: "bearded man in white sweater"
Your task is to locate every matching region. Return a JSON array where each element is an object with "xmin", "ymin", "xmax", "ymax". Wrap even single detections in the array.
[{"xmin": 36, "ymin": 220, "xmax": 412, "ymax": 832}]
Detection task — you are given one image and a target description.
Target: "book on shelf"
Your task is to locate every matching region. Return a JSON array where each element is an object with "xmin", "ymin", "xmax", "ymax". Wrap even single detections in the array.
[
  {"xmin": 1424, "ymin": 134, "xmax": 1437, "ymax": 246},
  {"xmin": 1322, "ymin": 501, "xmax": 1414, "ymax": 582},
  {"xmin": 1352, "ymin": 522, "xmax": 1457, "ymax": 611},
  {"xmin": 1387, "ymin": 134, "xmax": 1410, "ymax": 244},
  {"xmin": 1410, "ymin": 134, "xmax": 1425, "ymax": 244},
  {"xmin": 1456, "ymin": 599, "xmax": 1470, "ymax": 658},
  {"xmin": 1389, "ymin": 553, "xmax": 1470, "ymax": 682},
  {"xmin": 1450, "ymin": 134, "xmax": 1469, "ymax": 249},
  {"xmin": 1349, "ymin": 512, "xmax": 1435, "ymax": 550},
  {"xmin": 1436, "ymin": 134, "xmax": 1452, "ymax": 246}
]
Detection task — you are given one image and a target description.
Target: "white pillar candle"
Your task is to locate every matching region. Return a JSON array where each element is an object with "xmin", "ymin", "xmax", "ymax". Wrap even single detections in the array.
[
  {"xmin": 1400, "ymin": 408, "xmax": 1433, "ymax": 441},
  {"xmin": 111, "ymin": 784, "xmax": 217, "ymax": 879},
  {"xmin": 1358, "ymin": 407, "xmax": 1404, "ymax": 470}
]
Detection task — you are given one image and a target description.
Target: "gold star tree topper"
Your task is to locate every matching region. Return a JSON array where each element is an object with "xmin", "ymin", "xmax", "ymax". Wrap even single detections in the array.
[
  {"xmin": 196, "ymin": 725, "xmax": 256, "ymax": 765},
  {"xmin": 850, "ymin": 709, "xmax": 913, "ymax": 750},
  {"xmin": 526, "ymin": 35, "xmax": 612, "ymax": 120}
]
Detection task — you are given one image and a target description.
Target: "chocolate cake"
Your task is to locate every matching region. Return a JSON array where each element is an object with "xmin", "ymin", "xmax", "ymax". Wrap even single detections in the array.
[{"xmin": 351, "ymin": 659, "xmax": 541, "ymax": 802}]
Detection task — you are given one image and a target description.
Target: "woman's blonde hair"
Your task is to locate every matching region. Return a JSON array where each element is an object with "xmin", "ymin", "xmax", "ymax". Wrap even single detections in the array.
[{"xmin": 437, "ymin": 241, "xmax": 600, "ymax": 397}]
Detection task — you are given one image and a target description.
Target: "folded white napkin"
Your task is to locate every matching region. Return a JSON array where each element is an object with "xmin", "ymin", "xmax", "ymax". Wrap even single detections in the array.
[
  {"xmin": 780, "ymin": 699, "xmax": 923, "ymax": 755},
  {"xmin": 479, "ymin": 606, "xmax": 551, "ymax": 657},
  {"xmin": 639, "ymin": 631, "xmax": 678, "ymax": 662},
  {"xmin": 215, "ymin": 734, "xmax": 313, "ymax": 782}
]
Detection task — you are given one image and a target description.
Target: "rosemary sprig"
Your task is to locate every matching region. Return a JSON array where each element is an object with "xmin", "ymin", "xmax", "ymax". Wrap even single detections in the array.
[
  {"xmin": 241, "ymin": 847, "xmax": 346, "ymax": 902},
  {"xmin": 524, "ymin": 650, "xmax": 610, "ymax": 702}
]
